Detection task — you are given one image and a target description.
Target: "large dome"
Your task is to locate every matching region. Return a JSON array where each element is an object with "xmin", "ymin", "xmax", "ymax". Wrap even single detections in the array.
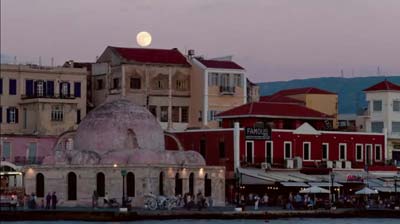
[{"xmin": 74, "ymin": 99, "xmax": 165, "ymax": 154}]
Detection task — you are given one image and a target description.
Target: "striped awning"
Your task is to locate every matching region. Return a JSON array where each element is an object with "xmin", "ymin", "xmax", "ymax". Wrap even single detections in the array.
[
  {"xmin": 281, "ymin": 182, "xmax": 309, "ymax": 187},
  {"xmin": 308, "ymin": 182, "xmax": 343, "ymax": 187}
]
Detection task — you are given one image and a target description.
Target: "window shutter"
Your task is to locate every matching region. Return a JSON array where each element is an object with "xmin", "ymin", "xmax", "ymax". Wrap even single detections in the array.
[
  {"xmin": 74, "ymin": 82, "xmax": 81, "ymax": 97},
  {"xmin": 33, "ymin": 80, "xmax": 38, "ymax": 96},
  {"xmin": 26, "ymin": 80, "xmax": 34, "ymax": 96},
  {"xmin": 47, "ymin": 81, "xmax": 54, "ymax": 96},
  {"xmin": 59, "ymin": 82, "xmax": 62, "ymax": 97},
  {"xmin": 15, "ymin": 108, "xmax": 19, "ymax": 123},
  {"xmin": 6, "ymin": 108, "xmax": 10, "ymax": 123},
  {"xmin": 0, "ymin": 107, "xmax": 2, "ymax": 123},
  {"xmin": 43, "ymin": 81, "xmax": 47, "ymax": 96},
  {"xmin": 0, "ymin": 78, "xmax": 3, "ymax": 94},
  {"xmin": 67, "ymin": 82, "xmax": 71, "ymax": 97},
  {"xmin": 9, "ymin": 79, "xmax": 17, "ymax": 95}
]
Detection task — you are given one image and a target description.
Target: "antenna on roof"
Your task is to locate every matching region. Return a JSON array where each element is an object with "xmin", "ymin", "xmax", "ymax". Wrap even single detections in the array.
[
  {"xmin": 51, "ymin": 57, "xmax": 54, "ymax": 67},
  {"xmin": 14, "ymin": 56, "xmax": 17, "ymax": 64}
]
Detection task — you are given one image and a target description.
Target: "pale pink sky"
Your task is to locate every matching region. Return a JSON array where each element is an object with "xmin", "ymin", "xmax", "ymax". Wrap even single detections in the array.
[{"xmin": 1, "ymin": 0, "xmax": 400, "ymax": 82}]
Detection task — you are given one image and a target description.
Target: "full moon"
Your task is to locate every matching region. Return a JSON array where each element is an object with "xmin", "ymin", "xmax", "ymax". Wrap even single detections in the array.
[{"xmin": 136, "ymin": 31, "xmax": 152, "ymax": 47}]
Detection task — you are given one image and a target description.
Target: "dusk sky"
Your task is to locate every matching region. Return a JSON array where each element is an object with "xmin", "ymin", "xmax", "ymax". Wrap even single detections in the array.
[{"xmin": 1, "ymin": 0, "xmax": 400, "ymax": 82}]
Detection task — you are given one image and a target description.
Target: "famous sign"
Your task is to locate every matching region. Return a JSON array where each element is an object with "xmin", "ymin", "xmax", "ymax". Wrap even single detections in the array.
[{"xmin": 245, "ymin": 127, "xmax": 271, "ymax": 140}]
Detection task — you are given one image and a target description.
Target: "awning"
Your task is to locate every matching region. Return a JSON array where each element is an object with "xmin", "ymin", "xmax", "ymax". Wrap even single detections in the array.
[
  {"xmin": 309, "ymin": 182, "xmax": 343, "ymax": 187},
  {"xmin": 281, "ymin": 182, "xmax": 309, "ymax": 187},
  {"xmin": 241, "ymin": 174, "xmax": 275, "ymax": 185},
  {"xmin": 238, "ymin": 168, "xmax": 276, "ymax": 185}
]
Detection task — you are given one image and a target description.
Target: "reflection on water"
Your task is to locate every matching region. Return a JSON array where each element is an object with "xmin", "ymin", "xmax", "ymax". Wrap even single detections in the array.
[{"xmin": 4, "ymin": 219, "xmax": 400, "ymax": 224}]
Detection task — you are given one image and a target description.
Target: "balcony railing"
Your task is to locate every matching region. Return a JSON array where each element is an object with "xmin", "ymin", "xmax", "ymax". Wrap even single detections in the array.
[
  {"xmin": 21, "ymin": 94, "xmax": 75, "ymax": 100},
  {"xmin": 11, "ymin": 156, "xmax": 45, "ymax": 165},
  {"xmin": 219, "ymin": 86, "xmax": 235, "ymax": 95}
]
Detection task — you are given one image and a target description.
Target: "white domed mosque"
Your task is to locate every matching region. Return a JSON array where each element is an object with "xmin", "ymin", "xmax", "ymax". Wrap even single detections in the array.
[{"xmin": 23, "ymin": 99, "xmax": 225, "ymax": 207}]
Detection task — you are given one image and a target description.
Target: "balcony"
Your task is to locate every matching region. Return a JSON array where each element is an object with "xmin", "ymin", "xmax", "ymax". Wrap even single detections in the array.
[
  {"xmin": 219, "ymin": 86, "xmax": 235, "ymax": 95},
  {"xmin": 21, "ymin": 93, "xmax": 75, "ymax": 100},
  {"xmin": 12, "ymin": 156, "xmax": 45, "ymax": 165}
]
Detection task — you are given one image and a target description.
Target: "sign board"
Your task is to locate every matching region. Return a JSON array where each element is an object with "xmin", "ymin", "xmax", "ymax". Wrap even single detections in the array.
[
  {"xmin": 121, "ymin": 169, "xmax": 127, "ymax": 177},
  {"xmin": 245, "ymin": 127, "xmax": 271, "ymax": 140}
]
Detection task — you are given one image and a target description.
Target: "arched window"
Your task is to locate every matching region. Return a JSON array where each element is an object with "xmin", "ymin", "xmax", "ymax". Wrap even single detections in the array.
[
  {"xmin": 189, "ymin": 173, "xmax": 194, "ymax": 195},
  {"xmin": 67, "ymin": 172, "xmax": 77, "ymax": 200},
  {"xmin": 175, "ymin": 173, "xmax": 182, "ymax": 196},
  {"xmin": 159, "ymin": 172, "xmax": 164, "ymax": 196},
  {"xmin": 204, "ymin": 173, "xmax": 211, "ymax": 197},
  {"xmin": 96, "ymin": 172, "xmax": 105, "ymax": 197},
  {"xmin": 36, "ymin": 173, "xmax": 45, "ymax": 197},
  {"xmin": 126, "ymin": 172, "xmax": 135, "ymax": 197}
]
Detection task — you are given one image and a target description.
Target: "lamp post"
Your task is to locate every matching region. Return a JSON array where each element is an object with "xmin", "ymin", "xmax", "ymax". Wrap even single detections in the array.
[
  {"xmin": 330, "ymin": 172, "xmax": 335, "ymax": 207},
  {"xmin": 121, "ymin": 169, "xmax": 127, "ymax": 207}
]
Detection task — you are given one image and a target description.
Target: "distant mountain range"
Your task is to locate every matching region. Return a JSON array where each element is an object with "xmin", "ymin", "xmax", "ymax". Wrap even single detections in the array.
[{"xmin": 258, "ymin": 76, "xmax": 400, "ymax": 114}]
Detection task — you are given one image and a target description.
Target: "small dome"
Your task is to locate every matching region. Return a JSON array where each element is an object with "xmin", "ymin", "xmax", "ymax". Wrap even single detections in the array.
[{"xmin": 73, "ymin": 99, "xmax": 165, "ymax": 154}]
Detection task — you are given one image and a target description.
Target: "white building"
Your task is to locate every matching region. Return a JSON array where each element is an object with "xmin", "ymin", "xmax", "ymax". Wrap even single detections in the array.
[{"xmin": 363, "ymin": 80, "xmax": 400, "ymax": 165}]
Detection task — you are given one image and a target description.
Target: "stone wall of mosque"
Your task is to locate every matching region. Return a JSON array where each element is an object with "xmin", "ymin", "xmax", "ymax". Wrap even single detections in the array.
[{"xmin": 23, "ymin": 164, "xmax": 225, "ymax": 207}]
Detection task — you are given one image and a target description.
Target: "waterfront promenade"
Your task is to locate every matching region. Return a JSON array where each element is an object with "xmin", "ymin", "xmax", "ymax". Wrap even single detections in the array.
[{"xmin": 1, "ymin": 206, "xmax": 400, "ymax": 221}]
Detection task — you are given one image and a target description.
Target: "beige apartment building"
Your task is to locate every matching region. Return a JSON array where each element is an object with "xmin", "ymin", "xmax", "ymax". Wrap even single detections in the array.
[
  {"xmin": 189, "ymin": 57, "xmax": 248, "ymax": 128},
  {"xmin": 0, "ymin": 64, "xmax": 87, "ymax": 136},
  {"xmin": 92, "ymin": 46, "xmax": 191, "ymax": 131}
]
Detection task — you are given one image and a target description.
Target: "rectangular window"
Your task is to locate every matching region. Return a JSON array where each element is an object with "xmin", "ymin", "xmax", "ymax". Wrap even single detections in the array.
[
  {"xmin": 373, "ymin": 100, "xmax": 382, "ymax": 112},
  {"xmin": 51, "ymin": 105, "xmax": 64, "ymax": 121},
  {"xmin": 265, "ymin": 141, "xmax": 273, "ymax": 164},
  {"xmin": 60, "ymin": 82, "xmax": 70, "ymax": 97},
  {"xmin": 172, "ymin": 107, "xmax": 180, "ymax": 122},
  {"xmin": 160, "ymin": 106, "xmax": 168, "ymax": 122},
  {"xmin": 176, "ymin": 80, "xmax": 187, "ymax": 90},
  {"xmin": 371, "ymin": 121, "xmax": 384, "ymax": 133},
  {"xmin": 392, "ymin": 122, "xmax": 400, "ymax": 133},
  {"xmin": 130, "ymin": 77, "xmax": 141, "ymax": 89},
  {"xmin": 28, "ymin": 142, "xmax": 37, "ymax": 163},
  {"xmin": 181, "ymin": 107, "xmax": 188, "ymax": 123},
  {"xmin": 394, "ymin": 100, "xmax": 400, "ymax": 112},
  {"xmin": 6, "ymin": 107, "xmax": 18, "ymax": 123},
  {"xmin": 218, "ymin": 141, "xmax": 225, "ymax": 159},
  {"xmin": 208, "ymin": 73, "xmax": 219, "ymax": 86},
  {"xmin": 36, "ymin": 81, "xmax": 44, "ymax": 96},
  {"xmin": 74, "ymin": 82, "xmax": 81, "ymax": 97},
  {"xmin": 339, "ymin": 143, "xmax": 347, "ymax": 160},
  {"xmin": 303, "ymin": 142, "xmax": 311, "ymax": 160},
  {"xmin": 355, "ymin": 144, "xmax": 363, "ymax": 161},
  {"xmin": 96, "ymin": 79, "xmax": 104, "ymax": 90},
  {"xmin": 0, "ymin": 78, "xmax": 2, "ymax": 94},
  {"xmin": 9, "ymin": 79, "xmax": 17, "ymax": 95},
  {"xmin": 365, "ymin": 144, "xmax": 373, "ymax": 165},
  {"xmin": 284, "ymin": 141, "xmax": 292, "ymax": 159},
  {"xmin": 149, "ymin": 106, "xmax": 157, "ymax": 117},
  {"xmin": 76, "ymin": 109, "xmax": 81, "ymax": 124},
  {"xmin": 375, "ymin": 145, "xmax": 382, "ymax": 161},
  {"xmin": 233, "ymin": 74, "xmax": 242, "ymax": 87},
  {"xmin": 322, "ymin": 143, "xmax": 329, "ymax": 160},
  {"xmin": 200, "ymin": 139, "xmax": 206, "ymax": 159},
  {"xmin": 208, "ymin": 110, "xmax": 219, "ymax": 121},
  {"xmin": 113, "ymin": 78, "xmax": 120, "ymax": 89},
  {"xmin": 46, "ymin": 81, "xmax": 54, "ymax": 96},
  {"xmin": 246, "ymin": 141, "xmax": 254, "ymax": 163},
  {"xmin": 0, "ymin": 106, "xmax": 2, "ymax": 123},
  {"xmin": 2, "ymin": 142, "xmax": 11, "ymax": 160}
]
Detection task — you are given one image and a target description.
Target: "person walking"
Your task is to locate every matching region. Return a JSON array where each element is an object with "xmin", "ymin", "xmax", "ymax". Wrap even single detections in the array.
[
  {"xmin": 254, "ymin": 194, "xmax": 260, "ymax": 210},
  {"xmin": 46, "ymin": 192, "xmax": 51, "ymax": 209},
  {"xmin": 92, "ymin": 190, "xmax": 98, "ymax": 208},
  {"xmin": 51, "ymin": 192, "xmax": 57, "ymax": 209}
]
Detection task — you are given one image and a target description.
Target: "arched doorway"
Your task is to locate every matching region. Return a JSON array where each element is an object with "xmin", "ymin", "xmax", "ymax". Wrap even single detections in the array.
[
  {"xmin": 36, "ymin": 173, "xmax": 45, "ymax": 197},
  {"xmin": 96, "ymin": 172, "xmax": 105, "ymax": 197},
  {"xmin": 175, "ymin": 173, "xmax": 182, "ymax": 196},
  {"xmin": 204, "ymin": 173, "xmax": 211, "ymax": 197},
  {"xmin": 127, "ymin": 172, "xmax": 135, "ymax": 197},
  {"xmin": 189, "ymin": 173, "xmax": 194, "ymax": 195},
  {"xmin": 67, "ymin": 172, "xmax": 77, "ymax": 200},
  {"xmin": 159, "ymin": 172, "xmax": 164, "ymax": 195}
]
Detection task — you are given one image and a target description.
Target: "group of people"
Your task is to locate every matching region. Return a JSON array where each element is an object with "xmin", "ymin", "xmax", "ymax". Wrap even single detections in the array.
[
  {"xmin": 182, "ymin": 191, "xmax": 208, "ymax": 210},
  {"xmin": 25, "ymin": 192, "xmax": 57, "ymax": 209},
  {"xmin": 239, "ymin": 193, "xmax": 269, "ymax": 210}
]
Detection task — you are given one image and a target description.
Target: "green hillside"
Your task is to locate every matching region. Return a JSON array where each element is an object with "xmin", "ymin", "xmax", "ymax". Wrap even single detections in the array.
[{"xmin": 258, "ymin": 76, "xmax": 400, "ymax": 114}]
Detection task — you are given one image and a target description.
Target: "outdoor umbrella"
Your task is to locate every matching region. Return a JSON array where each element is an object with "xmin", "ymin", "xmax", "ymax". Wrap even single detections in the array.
[
  {"xmin": 299, "ymin": 186, "xmax": 330, "ymax": 194},
  {"xmin": 355, "ymin": 187, "xmax": 378, "ymax": 195},
  {"xmin": 299, "ymin": 186, "xmax": 330, "ymax": 209}
]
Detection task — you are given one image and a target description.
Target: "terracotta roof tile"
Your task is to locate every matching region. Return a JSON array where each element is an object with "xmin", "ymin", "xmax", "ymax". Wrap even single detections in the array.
[
  {"xmin": 110, "ymin": 46, "xmax": 190, "ymax": 66},
  {"xmin": 196, "ymin": 58, "xmax": 244, "ymax": 70},
  {"xmin": 260, "ymin": 95, "xmax": 304, "ymax": 104},
  {"xmin": 274, "ymin": 87, "xmax": 336, "ymax": 96},
  {"xmin": 363, "ymin": 80, "xmax": 400, "ymax": 92},
  {"xmin": 217, "ymin": 102, "xmax": 332, "ymax": 119}
]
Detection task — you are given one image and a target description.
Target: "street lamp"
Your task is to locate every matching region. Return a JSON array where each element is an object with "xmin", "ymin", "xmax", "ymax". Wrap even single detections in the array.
[{"xmin": 330, "ymin": 172, "xmax": 335, "ymax": 206}]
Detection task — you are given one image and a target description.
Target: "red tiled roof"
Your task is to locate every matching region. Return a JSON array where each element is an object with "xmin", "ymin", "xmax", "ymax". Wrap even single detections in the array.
[
  {"xmin": 363, "ymin": 80, "xmax": 400, "ymax": 92},
  {"xmin": 217, "ymin": 102, "xmax": 333, "ymax": 119},
  {"xmin": 274, "ymin": 87, "xmax": 336, "ymax": 96},
  {"xmin": 110, "ymin": 46, "xmax": 190, "ymax": 66},
  {"xmin": 260, "ymin": 95, "xmax": 304, "ymax": 104},
  {"xmin": 196, "ymin": 58, "xmax": 244, "ymax": 70}
]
